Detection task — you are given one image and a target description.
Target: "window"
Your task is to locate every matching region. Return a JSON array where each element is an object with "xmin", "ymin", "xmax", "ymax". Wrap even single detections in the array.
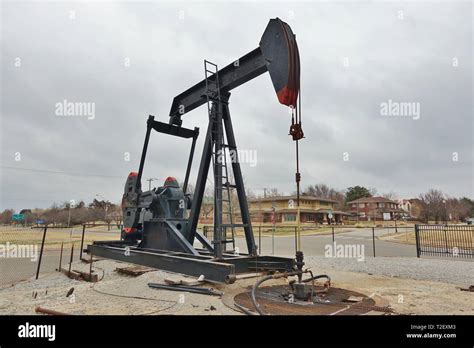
[
  {"xmin": 379, "ymin": 203, "xmax": 385, "ymax": 208},
  {"xmin": 358, "ymin": 203, "xmax": 365, "ymax": 208},
  {"xmin": 284, "ymin": 214, "xmax": 296, "ymax": 222},
  {"xmin": 359, "ymin": 212, "xmax": 366, "ymax": 217}
]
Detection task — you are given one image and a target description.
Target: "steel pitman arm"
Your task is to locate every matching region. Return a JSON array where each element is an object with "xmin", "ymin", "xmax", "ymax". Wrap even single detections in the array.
[{"xmin": 168, "ymin": 17, "xmax": 300, "ymax": 124}]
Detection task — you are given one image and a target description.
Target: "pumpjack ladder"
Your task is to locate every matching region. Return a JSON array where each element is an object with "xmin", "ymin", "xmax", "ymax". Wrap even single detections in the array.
[{"xmin": 204, "ymin": 60, "xmax": 237, "ymax": 254}]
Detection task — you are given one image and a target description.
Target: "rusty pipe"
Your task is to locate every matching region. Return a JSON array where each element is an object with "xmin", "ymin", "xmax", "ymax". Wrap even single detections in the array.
[
  {"xmin": 251, "ymin": 270, "xmax": 310, "ymax": 315},
  {"xmin": 35, "ymin": 306, "xmax": 70, "ymax": 316},
  {"xmin": 301, "ymin": 273, "xmax": 331, "ymax": 294}
]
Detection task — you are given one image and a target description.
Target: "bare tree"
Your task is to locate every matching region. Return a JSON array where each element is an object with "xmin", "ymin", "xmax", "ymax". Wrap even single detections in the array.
[
  {"xmin": 108, "ymin": 204, "xmax": 123, "ymax": 227},
  {"xmin": 445, "ymin": 197, "xmax": 471, "ymax": 222},
  {"xmin": 304, "ymin": 184, "xmax": 346, "ymax": 210},
  {"xmin": 266, "ymin": 188, "xmax": 280, "ymax": 197},
  {"xmin": 0, "ymin": 209, "xmax": 14, "ymax": 225},
  {"xmin": 304, "ymin": 184, "xmax": 332, "ymax": 198},
  {"xmin": 419, "ymin": 189, "xmax": 445, "ymax": 223},
  {"xmin": 382, "ymin": 191, "xmax": 397, "ymax": 200},
  {"xmin": 200, "ymin": 185, "xmax": 214, "ymax": 221}
]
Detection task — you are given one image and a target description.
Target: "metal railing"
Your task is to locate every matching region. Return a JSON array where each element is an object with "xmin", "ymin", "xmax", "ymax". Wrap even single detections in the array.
[
  {"xmin": 415, "ymin": 224, "xmax": 473, "ymax": 259},
  {"xmin": 201, "ymin": 224, "xmax": 417, "ymax": 256}
]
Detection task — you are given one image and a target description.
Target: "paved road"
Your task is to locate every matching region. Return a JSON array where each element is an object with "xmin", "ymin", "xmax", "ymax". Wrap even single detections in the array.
[
  {"xmin": 0, "ymin": 250, "xmax": 80, "ymax": 287},
  {"xmin": 233, "ymin": 228, "xmax": 417, "ymax": 258}
]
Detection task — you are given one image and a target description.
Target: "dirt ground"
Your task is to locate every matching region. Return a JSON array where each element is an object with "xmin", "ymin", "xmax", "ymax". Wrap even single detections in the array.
[{"xmin": 0, "ymin": 257, "xmax": 472, "ymax": 315}]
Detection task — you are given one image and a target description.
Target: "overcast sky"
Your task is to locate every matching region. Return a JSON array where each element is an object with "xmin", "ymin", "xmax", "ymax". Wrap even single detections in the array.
[{"xmin": 1, "ymin": 1, "xmax": 472, "ymax": 211}]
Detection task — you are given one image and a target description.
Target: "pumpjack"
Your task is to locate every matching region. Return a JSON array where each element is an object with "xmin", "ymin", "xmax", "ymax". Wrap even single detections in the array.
[{"xmin": 88, "ymin": 18, "xmax": 301, "ymax": 283}]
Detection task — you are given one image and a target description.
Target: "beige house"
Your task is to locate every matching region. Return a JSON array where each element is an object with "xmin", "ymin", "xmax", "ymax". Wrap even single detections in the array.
[{"xmin": 249, "ymin": 195, "xmax": 350, "ymax": 224}]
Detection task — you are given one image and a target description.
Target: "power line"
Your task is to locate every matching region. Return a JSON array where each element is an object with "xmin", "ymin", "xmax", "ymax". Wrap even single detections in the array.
[{"xmin": 0, "ymin": 165, "xmax": 124, "ymax": 178}]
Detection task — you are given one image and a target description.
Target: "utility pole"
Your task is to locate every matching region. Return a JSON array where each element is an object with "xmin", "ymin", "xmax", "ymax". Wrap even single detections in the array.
[
  {"xmin": 442, "ymin": 199, "xmax": 447, "ymax": 225},
  {"xmin": 67, "ymin": 206, "xmax": 72, "ymax": 227},
  {"xmin": 67, "ymin": 201, "xmax": 74, "ymax": 228}
]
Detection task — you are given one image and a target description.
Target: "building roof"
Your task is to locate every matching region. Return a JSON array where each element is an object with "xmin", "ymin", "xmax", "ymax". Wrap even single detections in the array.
[
  {"xmin": 316, "ymin": 209, "xmax": 353, "ymax": 216},
  {"xmin": 408, "ymin": 198, "xmax": 423, "ymax": 204},
  {"xmin": 249, "ymin": 195, "xmax": 338, "ymax": 203},
  {"xmin": 397, "ymin": 199, "xmax": 411, "ymax": 204},
  {"xmin": 347, "ymin": 196, "xmax": 398, "ymax": 205},
  {"xmin": 249, "ymin": 208, "xmax": 352, "ymax": 215}
]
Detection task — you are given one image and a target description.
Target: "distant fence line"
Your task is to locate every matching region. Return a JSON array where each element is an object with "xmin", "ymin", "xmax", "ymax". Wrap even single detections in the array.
[
  {"xmin": 203, "ymin": 224, "xmax": 474, "ymax": 260},
  {"xmin": 1, "ymin": 223, "xmax": 470, "ymax": 286},
  {"xmin": 201, "ymin": 224, "xmax": 414, "ymax": 256},
  {"xmin": 0, "ymin": 224, "xmax": 121, "ymax": 285},
  {"xmin": 415, "ymin": 224, "xmax": 473, "ymax": 259}
]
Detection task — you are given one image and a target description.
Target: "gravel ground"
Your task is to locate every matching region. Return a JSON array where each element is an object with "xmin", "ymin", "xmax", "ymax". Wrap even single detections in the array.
[
  {"xmin": 1, "ymin": 257, "xmax": 472, "ymax": 315},
  {"xmin": 0, "ymin": 259, "xmax": 238, "ymax": 315},
  {"xmin": 304, "ymin": 256, "xmax": 474, "ymax": 286}
]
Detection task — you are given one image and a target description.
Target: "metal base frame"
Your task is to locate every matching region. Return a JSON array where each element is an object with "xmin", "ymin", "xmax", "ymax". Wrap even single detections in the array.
[{"xmin": 87, "ymin": 241, "xmax": 295, "ymax": 283}]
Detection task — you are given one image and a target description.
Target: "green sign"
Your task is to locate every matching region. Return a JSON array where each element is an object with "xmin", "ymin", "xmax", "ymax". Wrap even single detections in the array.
[{"xmin": 12, "ymin": 214, "xmax": 25, "ymax": 221}]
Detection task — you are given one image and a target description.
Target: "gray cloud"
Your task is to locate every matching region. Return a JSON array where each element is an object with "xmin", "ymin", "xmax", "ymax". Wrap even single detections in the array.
[{"xmin": 1, "ymin": 1, "xmax": 472, "ymax": 211}]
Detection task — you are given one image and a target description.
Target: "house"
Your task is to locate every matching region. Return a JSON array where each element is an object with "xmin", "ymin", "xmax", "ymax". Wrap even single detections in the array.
[
  {"xmin": 408, "ymin": 198, "xmax": 425, "ymax": 220},
  {"xmin": 248, "ymin": 195, "xmax": 350, "ymax": 224},
  {"xmin": 397, "ymin": 199, "xmax": 412, "ymax": 218},
  {"xmin": 347, "ymin": 196, "xmax": 403, "ymax": 221}
]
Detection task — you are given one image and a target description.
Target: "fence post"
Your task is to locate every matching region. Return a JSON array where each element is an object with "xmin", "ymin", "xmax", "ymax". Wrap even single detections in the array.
[
  {"xmin": 79, "ymin": 224, "xmax": 86, "ymax": 261},
  {"xmin": 58, "ymin": 242, "xmax": 64, "ymax": 271},
  {"xmin": 90, "ymin": 249, "xmax": 93, "ymax": 278},
  {"xmin": 258, "ymin": 226, "xmax": 261, "ymax": 255},
  {"xmin": 272, "ymin": 225, "xmax": 275, "ymax": 255},
  {"xmin": 294, "ymin": 226, "xmax": 298, "ymax": 254},
  {"xmin": 371, "ymin": 227, "xmax": 376, "ymax": 257},
  {"xmin": 443, "ymin": 224, "xmax": 449, "ymax": 255},
  {"xmin": 414, "ymin": 224, "xmax": 420, "ymax": 258},
  {"xmin": 35, "ymin": 227, "xmax": 48, "ymax": 280},
  {"xmin": 68, "ymin": 243, "xmax": 74, "ymax": 275}
]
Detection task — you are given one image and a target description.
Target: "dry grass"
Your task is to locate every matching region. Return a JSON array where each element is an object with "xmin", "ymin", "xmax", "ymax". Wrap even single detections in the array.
[
  {"xmin": 0, "ymin": 226, "xmax": 120, "ymax": 250},
  {"xmin": 381, "ymin": 231, "xmax": 417, "ymax": 245},
  {"xmin": 382, "ymin": 230, "xmax": 473, "ymax": 250}
]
